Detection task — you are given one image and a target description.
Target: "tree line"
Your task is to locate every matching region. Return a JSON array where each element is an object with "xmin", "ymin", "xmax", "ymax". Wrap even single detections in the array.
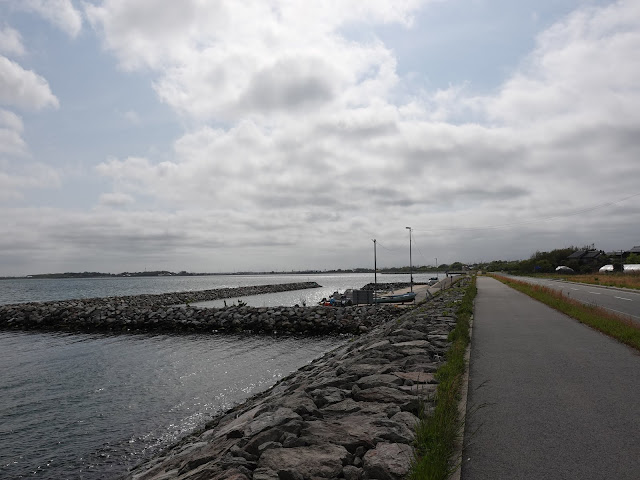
[{"xmin": 481, "ymin": 247, "xmax": 640, "ymax": 274}]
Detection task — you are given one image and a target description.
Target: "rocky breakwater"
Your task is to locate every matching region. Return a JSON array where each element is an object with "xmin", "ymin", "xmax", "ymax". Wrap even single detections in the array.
[
  {"xmin": 3, "ymin": 282, "xmax": 322, "ymax": 310},
  {"xmin": 126, "ymin": 278, "xmax": 469, "ymax": 480},
  {"xmin": 0, "ymin": 282, "xmax": 404, "ymax": 335}
]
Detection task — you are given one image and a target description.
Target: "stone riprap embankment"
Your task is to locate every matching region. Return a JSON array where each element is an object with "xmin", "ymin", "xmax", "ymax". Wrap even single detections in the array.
[
  {"xmin": 0, "ymin": 282, "xmax": 405, "ymax": 335},
  {"xmin": 126, "ymin": 278, "xmax": 469, "ymax": 480}
]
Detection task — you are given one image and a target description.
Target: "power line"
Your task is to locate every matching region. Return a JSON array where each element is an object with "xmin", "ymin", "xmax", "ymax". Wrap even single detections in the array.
[
  {"xmin": 376, "ymin": 240, "xmax": 400, "ymax": 252},
  {"xmin": 411, "ymin": 231, "xmax": 430, "ymax": 265}
]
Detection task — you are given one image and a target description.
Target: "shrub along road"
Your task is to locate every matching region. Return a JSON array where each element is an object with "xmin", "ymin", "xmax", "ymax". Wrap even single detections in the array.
[{"xmin": 462, "ymin": 276, "xmax": 640, "ymax": 479}]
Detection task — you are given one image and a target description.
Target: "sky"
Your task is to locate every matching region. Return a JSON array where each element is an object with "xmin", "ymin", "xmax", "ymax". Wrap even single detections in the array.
[{"xmin": 1, "ymin": 0, "xmax": 639, "ymax": 275}]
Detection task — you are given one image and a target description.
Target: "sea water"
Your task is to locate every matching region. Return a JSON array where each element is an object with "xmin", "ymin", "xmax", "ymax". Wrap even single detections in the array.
[
  {"xmin": 0, "ymin": 272, "xmax": 444, "ymax": 306},
  {"xmin": 0, "ymin": 331, "xmax": 339, "ymax": 479},
  {"xmin": 0, "ymin": 273, "xmax": 444, "ymax": 478}
]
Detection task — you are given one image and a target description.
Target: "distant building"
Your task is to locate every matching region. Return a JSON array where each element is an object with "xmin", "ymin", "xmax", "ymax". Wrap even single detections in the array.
[
  {"xmin": 605, "ymin": 246, "xmax": 640, "ymax": 261},
  {"xmin": 565, "ymin": 249, "xmax": 604, "ymax": 264}
]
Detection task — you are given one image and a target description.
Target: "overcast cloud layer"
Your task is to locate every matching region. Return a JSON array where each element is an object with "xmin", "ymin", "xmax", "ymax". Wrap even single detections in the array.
[{"xmin": 0, "ymin": 0, "xmax": 638, "ymax": 275}]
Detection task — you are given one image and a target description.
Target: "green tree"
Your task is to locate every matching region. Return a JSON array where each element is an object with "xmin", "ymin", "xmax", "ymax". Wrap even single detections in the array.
[
  {"xmin": 535, "ymin": 260, "xmax": 553, "ymax": 273},
  {"xmin": 626, "ymin": 253, "xmax": 640, "ymax": 264}
]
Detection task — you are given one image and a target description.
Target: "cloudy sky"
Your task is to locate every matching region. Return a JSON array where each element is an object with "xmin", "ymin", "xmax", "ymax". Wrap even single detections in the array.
[{"xmin": 1, "ymin": 0, "xmax": 638, "ymax": 275}]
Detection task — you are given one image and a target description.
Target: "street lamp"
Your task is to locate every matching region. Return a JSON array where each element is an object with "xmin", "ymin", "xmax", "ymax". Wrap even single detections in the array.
[{"xmin": 406, "ymin": 226, "xmax": 413, "ymax": 292}]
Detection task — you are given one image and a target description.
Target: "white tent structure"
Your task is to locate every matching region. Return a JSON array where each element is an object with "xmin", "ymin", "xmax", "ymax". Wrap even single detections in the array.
[
  {"xmin": 555, "ymin": 266, "xmax": 574, "ymax": 272},
  {"xmin": 598, "ymin": 264, "xmax": 640, "ymax": 272}
]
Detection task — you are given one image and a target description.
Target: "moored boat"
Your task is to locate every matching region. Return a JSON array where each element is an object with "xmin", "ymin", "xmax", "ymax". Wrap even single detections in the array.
[{"xmin": 374, "ymin": 292, "xmax": 416, "ymax": 304}]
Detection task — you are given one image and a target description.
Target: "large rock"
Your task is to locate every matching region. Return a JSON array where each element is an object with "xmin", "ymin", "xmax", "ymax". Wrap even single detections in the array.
[
  {"xmin": 353, "ymin": 386, "xmax": 420, "ymax": 413},
  {"xmin": 319, "ymin": 399, "xmax": 400, "ymax": 418},
  {"xmin": 310, "ymin": 386, "xmax": 347, "ymax": 408},
  {"xmin": 363, "ymin": 442, "xmax": 414, "ymax": 480},
  {"xmin": 356, "ymin": 374, "xmax": 404, "ymax": 389},
  {"xmin": 257, "ymin": 444, "xmax": 349, "ymax": 478},
  {"xmin": 300, "ymin": 415, "xmax": 414, "ymax": 451},
  {"xmin": 276, "ymin": 392, "xmax": 321, "ymax": 418},
  {"xmin": 244, "ymin": 407, "xmax": 302, "ymax": 437}
]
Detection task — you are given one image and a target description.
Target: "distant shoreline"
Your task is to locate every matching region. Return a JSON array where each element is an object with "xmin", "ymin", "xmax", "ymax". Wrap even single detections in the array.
[{"xmin": 1, "ymin": 269, "xmax": 444, "ymax": 280}]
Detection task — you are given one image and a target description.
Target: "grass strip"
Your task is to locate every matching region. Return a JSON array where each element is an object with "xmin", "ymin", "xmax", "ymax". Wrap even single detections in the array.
[
  {"xmin": 409, "ymin": 276, "xmax": 477, "ymax": 480},
  {"xmin": 494, "ymin": 275, "xmax": 640, "ymax": 352},
  {"xmin": 533, "ymin": 272, "xmax": 640, "ymax": 291}
]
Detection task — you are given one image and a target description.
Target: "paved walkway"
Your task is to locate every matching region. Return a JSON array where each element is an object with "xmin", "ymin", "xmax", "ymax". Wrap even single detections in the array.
[
  {"xmin": 389, "ymin": 275, "xmax": 460, "ymax": 304},
  {"xmin": 462, "ymin": 276, "xmax": 640, "ymax": 479}
]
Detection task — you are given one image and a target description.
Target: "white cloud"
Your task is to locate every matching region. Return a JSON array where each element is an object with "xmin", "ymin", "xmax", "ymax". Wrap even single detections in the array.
[
  {"xmin": 0, "ymin": 25, "xmax": 25, "ymax": 56},
  {"xmin": 98, "ymin": 192, "xmax": 134, "ymax": 207},
  {"xmin": 0, "ymin": 55, "xmax": 59, "ymax": 110},
  {"xmin": 90, "ymin": 1, "xmax": 640, "ymax": 265},
  {"xmin": 86, "ymin": 0, "xmax": 420, "ymax": 121},
  {"xmin": 20, "ymin": 0, "xmax": 82, "ymax": 37},
  {"xmin": 484, "ymin": 1, "xmax": 640, "ymax": 128},
  {"xmin": 0, "ymin": 162, "xmax": 61, "ymax": 201},
  {"xmin": 2, "ymin": 0, "xmax": 638, "ymax": 274},
  {"xmin": 122, "ymin": 109, "xmax": 140, "ymax": 124},
  {"xmin": 0, "ymin": 107, "xmax": 26, "ymax": 155}
]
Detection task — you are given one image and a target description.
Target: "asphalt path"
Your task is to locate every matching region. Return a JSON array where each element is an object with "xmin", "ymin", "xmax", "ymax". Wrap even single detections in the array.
[
  {"xmin": 391, "ymin": 275, "xmax": 463, "ymax": 303},
  {"xmin": 462, "ymin": 276, "xmax": 640, "ymax": 480},
  {"xmin": 502, "ymin": 274, "xmax": 640, "ymax": 323}
]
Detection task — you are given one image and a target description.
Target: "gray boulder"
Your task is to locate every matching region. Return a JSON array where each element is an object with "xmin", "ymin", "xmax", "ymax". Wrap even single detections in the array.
[
  {"xmin": 363, "ymin": 442, "xmax": 414, "ymax": 480},
  {"xmin": 258, "ymin": 444, "xmax": 349, "ymax": 479}
]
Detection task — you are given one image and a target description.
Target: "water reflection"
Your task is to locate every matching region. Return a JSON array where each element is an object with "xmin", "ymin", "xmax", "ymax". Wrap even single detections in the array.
[{"xmin": 0, "ymin": 331, "xmax": 341, "ymax": 479}]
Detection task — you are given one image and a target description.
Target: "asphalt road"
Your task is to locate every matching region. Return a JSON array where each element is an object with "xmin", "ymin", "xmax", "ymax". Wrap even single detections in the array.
[
  {"xmin": 502, "ymin": 275, "xmax": 640, "ymax": 323},
  {"xmin": 461, "ymin": 276, "xmax": 640, "ymax": 480}
]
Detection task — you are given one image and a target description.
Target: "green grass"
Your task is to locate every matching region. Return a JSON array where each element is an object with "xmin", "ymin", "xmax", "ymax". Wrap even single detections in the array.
[
  {"xmin": 409, "ymin": 277, "xmax": 476, "ymax": 480},
  {"xmin": 494, "ymin": 275, "xmax": 640, "ymax": 352}
]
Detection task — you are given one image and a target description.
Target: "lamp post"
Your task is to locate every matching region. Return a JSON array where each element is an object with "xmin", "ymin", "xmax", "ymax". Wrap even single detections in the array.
[
  {"xmin": 373, "ymin": 239, "xmax": 377, "ymax": 307},
  {"xmin": 406, "ymin": 226, "xmax": 413, "ymax": 292}
]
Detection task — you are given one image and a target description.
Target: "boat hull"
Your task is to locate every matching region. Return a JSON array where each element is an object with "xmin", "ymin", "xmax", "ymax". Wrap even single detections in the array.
[{"xmin": 374, "ymin": 292, "xmax": 416, "ymax": 304}]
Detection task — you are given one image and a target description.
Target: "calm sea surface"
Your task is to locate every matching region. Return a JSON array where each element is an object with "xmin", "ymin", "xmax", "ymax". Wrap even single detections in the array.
[{"xmin": 0, "ymin": 273, "xmax": 442, "ymax": 479}]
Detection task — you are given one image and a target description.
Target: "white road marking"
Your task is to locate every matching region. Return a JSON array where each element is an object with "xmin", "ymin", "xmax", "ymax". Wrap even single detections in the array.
[
  {"xmin": 589, "ymin": 292, "xmax": 602, "ymax": 295},
  {"xmin": 614, "ymin": 296, "xmax": 632, "ymax": 301},
  {"xmin": 571, "ymin": 288, "xmax": 580, "ymax": 291}
]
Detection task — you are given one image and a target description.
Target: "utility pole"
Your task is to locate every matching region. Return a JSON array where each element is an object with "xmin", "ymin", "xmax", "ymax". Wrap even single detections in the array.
[{"xmin": 406, "ymin": 227, "xmax": 413, "ymax": 292}]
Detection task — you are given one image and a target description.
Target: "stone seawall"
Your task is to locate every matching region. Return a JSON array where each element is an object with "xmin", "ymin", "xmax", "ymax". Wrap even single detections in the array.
[
  {"xmin": 0, "ymin": 302, "xmax": 405, "ymax": 335},
  {"xmin": 0, "ymin": 282, "xmax": 405, "ymax": 335},
  {"xmin": 126, "ymin": 278, "xmax": 470, "ymax": 480}
]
